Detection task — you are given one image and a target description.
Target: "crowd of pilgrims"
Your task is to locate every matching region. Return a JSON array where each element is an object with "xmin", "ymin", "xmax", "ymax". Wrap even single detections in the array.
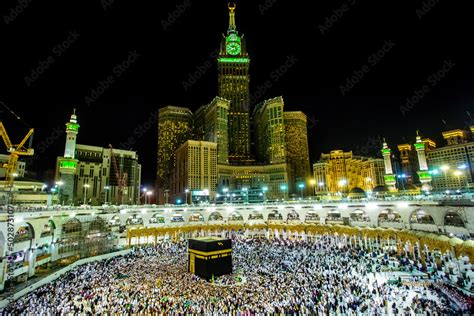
[{"xmin": 1, "ymin": 236, "xmax": 468, "ymax": 315}]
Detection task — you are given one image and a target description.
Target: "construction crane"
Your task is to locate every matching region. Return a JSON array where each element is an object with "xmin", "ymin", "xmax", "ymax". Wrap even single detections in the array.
[
  {"xmin": 109, "ymin": 144, "xmax": 128, "ymax": 205},
  {"xmin": 0, "ymin": 122, "xmax": 34, "ymax": 188}
]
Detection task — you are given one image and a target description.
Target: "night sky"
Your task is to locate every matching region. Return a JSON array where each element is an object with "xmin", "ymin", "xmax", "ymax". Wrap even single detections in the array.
[{"xmin": 0, "ymin": 0, "xmax": 473, "ymax": 187}]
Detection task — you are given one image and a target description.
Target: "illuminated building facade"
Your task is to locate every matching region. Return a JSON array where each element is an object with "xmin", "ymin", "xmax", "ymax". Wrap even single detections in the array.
[
  {"xmin": 313, "ymin": 150, "xmax": 385, "ymax": 196},
  {"xmin": 171, "ymin": 140, "xmax": 218, "ymax": 203},
  {"xmin": 397, "ymin": 144, "xmax": 418, "ymax": 184},
  {"xmin": 253, "ymin": 97, "xmax": 286, "ymax": 165},
  {"xmin": 217, "ymin": 163, "xmax": 289, "ymax": 200},
  {"xmin": 427, "ymin": 129, "xmax": 474, "ymax": 191},
  {"xmin": 194, "ymin": 97, "xmax": 230, "ymax": 165},
  {"xmin": 218, "ymin": 4, "xmax": 251, "ymax": 165},
  {"xmin": 56, "ymin": 144, "xmax": 141, "ymax": 206},
  {"xmin": 156, "ymin": 106, "xmax": 193, "ymax": 204},
  {"xmin": 284, "ymin": 111, "xmax": 311, "ymax": 193}
]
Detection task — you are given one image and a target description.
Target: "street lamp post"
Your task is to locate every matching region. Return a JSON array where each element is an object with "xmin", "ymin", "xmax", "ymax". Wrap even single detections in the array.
[
  {"xmin": 56, "ymin": 181, "xmax": 64, "ymax": 205},
  {"xmin": 280, "ymin": 184, "xmax": 288, "ymax": 201},
  {"xmin": 262, "ymin": 186, "xmax": 268, "ymax": 202},
  {"xmin": 104, "ymin": 186, "xmax": 110, "ymax": 205},
  {"xmin": 145, "ymin": 191, "xmax": 152, "ymax": 204},
  {"xmin": 223, "ymin": 188, "xmax": 229, "ymax": 203},
  {"xmin": 338, "ymin": 179, "xmax": 347, "ymax": 197},
  {"xmin": 397, "ymin": 174, "xmax": 406, "ymax": 191},
  {"xmin": 83, "ymin": 184, "xmax": 90, "ymax": 205},
  {"xmin": 309, "ymin": 179, "xmax": 316, "ymax": 197},
  {"xmin": 185, "ymin": 189, "xmax": 189, "ymax": 205},
  {"xmin": 242, "ymin": 187, "xmax": 248, "ymax": 203},
  {"xmin": 298, "ymin": 183, "xmax": 305, "ymax": 199}
]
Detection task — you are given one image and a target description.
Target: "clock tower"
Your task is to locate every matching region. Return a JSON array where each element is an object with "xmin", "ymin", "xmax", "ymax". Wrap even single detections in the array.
[{"xmin": 218, "ymin": 3, "xmax": 251, "ymax": 165}]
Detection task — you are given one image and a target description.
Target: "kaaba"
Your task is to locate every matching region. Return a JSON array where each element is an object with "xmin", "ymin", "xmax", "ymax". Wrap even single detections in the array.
[{"xmin": 188, "ymin": 237, "xmax": 232, "ymax": 281}]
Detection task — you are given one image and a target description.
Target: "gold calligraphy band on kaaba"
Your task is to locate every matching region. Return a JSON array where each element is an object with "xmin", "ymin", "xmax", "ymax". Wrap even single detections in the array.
[{"xmin": 188, "ymin": 249, "xmax": 232, "ymax": 256}]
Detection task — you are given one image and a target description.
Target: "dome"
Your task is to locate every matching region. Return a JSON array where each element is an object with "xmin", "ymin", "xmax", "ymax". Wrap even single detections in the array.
[{"xmin": 373, "ymin": 185, "xmax": 389, "ymax": 193}]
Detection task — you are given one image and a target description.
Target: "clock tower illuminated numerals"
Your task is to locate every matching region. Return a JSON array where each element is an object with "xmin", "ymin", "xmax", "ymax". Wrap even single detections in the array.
[{"xmin": 226, "ymin": 42, "xmax": 241, "ymax": 56}]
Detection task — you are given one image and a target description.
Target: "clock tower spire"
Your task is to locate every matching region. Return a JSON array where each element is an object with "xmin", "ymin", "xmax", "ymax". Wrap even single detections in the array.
[{"xmin": 228, "ymin": 3, "xmax": 237, "ymax": 33}]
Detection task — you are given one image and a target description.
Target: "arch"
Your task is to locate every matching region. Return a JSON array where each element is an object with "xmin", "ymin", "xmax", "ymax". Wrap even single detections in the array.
[
  {"xmin": 350, "ymin": 209, "xmax": 369, "ymax": 222},
  {"xmin": 14, "ymin": 223, "xmax": 35, "ymax": 243},
  {"xmin": 268, "ymin": 210, "xmax": 283, "ymax": 221},
  {"xmin": 126, "ymin": 214, "xmax": 144, "ymax": 226},
  {"xmin": 89, "ymin": 217, "xmax": 107, "ymax": 233},
  {"xmin": 248, "ymin": 211, "xmax": 264, "ymax": 221},
  {"xmin": 378, "ymin": 209, "xmax": 401, "ymax": 223},
  {"xmin": 171, "ymin": 213, "xmax": 185, "ymax": 223},
  {"xmin": 149, "ymin": 213, "xmax": 165, "ymax": 224},
  {"xmin": 444, "ymin": 211, "xmax": 465, "ymax": 227},
  {"xmin": 228, "ymin": 211, "xmax": 243, "ymax": 222},
  {"xmin": 40, "ymin": 220, "xmax": 56, "ymax": 238},
  {"xmin": 305, "ymin": 211, "xmax": 320, "ymax": 223},
  {"xmin": 327, "ymin": 209, "xmax": 341, "ymax": 221},
  {"xmin": 208, "ymin": 212, "xmax": 224, "ymax": 222},
  {"xmin": 287, "ymin": 210, "xmax": 300, "ymax": 221},
  {"xmin": 62, "ymin": 218, "xmax": 82, "ymax": 234},
  {"xmin": 109, "ymin": 215, "xmax": 121, "ymax": 227},
  {"xmin": 188, "ymin": 213, "xmax": 205, "ymax": 222},
  {"xmin": 410, "ymin": 209, "xmax": 435, "ymax": 225}
]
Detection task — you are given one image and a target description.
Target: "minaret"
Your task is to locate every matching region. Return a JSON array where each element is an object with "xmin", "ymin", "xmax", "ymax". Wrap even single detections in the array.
[
  {"xmin": 58, "ymin": 110, "xmax": 80, "ymax": 204},
  {"xmin": 381, "ymin": 139, "xmax": 397, "ymax": 191},
  {"xmin": 414, "ymin": 130, "xmax": 432, "ymax": 190}
]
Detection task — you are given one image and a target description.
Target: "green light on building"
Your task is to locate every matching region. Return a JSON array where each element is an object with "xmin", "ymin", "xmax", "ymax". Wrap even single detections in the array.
[
  {"xmin": 414, "ymin": 143, "xmax": 425, "ymax": 151},
  {"xmin": 218, "ymin": 57, "xmax": 249, "ymax": 63},
  {"xmin": 382, "ymin": 149, "xmax": 391, "ymax": 155},
  {"xmin": 417, "ymin": 171, "xmax": 432, "ymax": 181},
  {"xmin": 226, "ymin": 34, "xmax": 241, "ymax": 43},
  {"xmin": 384, "ymin": 174, "xmax": 396, "ymax": 183},
  {"xmin": 60, "ymin": 161, "xmax": 77, "ymax": 169},
  {"xmin": 66, "ymin": 123, "xmax": 80, "ymax": 131}
]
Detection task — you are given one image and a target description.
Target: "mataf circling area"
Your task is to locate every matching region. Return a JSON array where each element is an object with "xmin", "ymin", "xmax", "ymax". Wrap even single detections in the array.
[{"xmin": 1, "ymin": 237, "xmax": 472, "ymax": 315}]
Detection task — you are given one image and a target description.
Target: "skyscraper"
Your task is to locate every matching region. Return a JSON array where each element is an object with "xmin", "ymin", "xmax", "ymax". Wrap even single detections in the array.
[
  {"xmin": 156, "ymin": 106, "xmax": 193, "ymax": 204},
  {"xmin": 218, "ymin": 4, "xmax": 251, "ymax": 164},
  {"xmin": 284, "ymin": 111, "xmax": 311, "ymax": 193},
  {"xmin": 171, "ymin": 140, "xmax": 218, "ymax": 203},
  {"xmin": 253, "ymin": 97, "xmax": 286, "ymax": 165},
  {"xmin": 194, "ymin": 97, "xmax": 230, "ymax": 165}
]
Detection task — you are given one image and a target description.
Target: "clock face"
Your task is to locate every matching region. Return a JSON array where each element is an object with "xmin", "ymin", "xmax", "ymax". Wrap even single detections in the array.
[{"xmin": 226, "ymin": 42, "xmax": 241, "ymax": 55}]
